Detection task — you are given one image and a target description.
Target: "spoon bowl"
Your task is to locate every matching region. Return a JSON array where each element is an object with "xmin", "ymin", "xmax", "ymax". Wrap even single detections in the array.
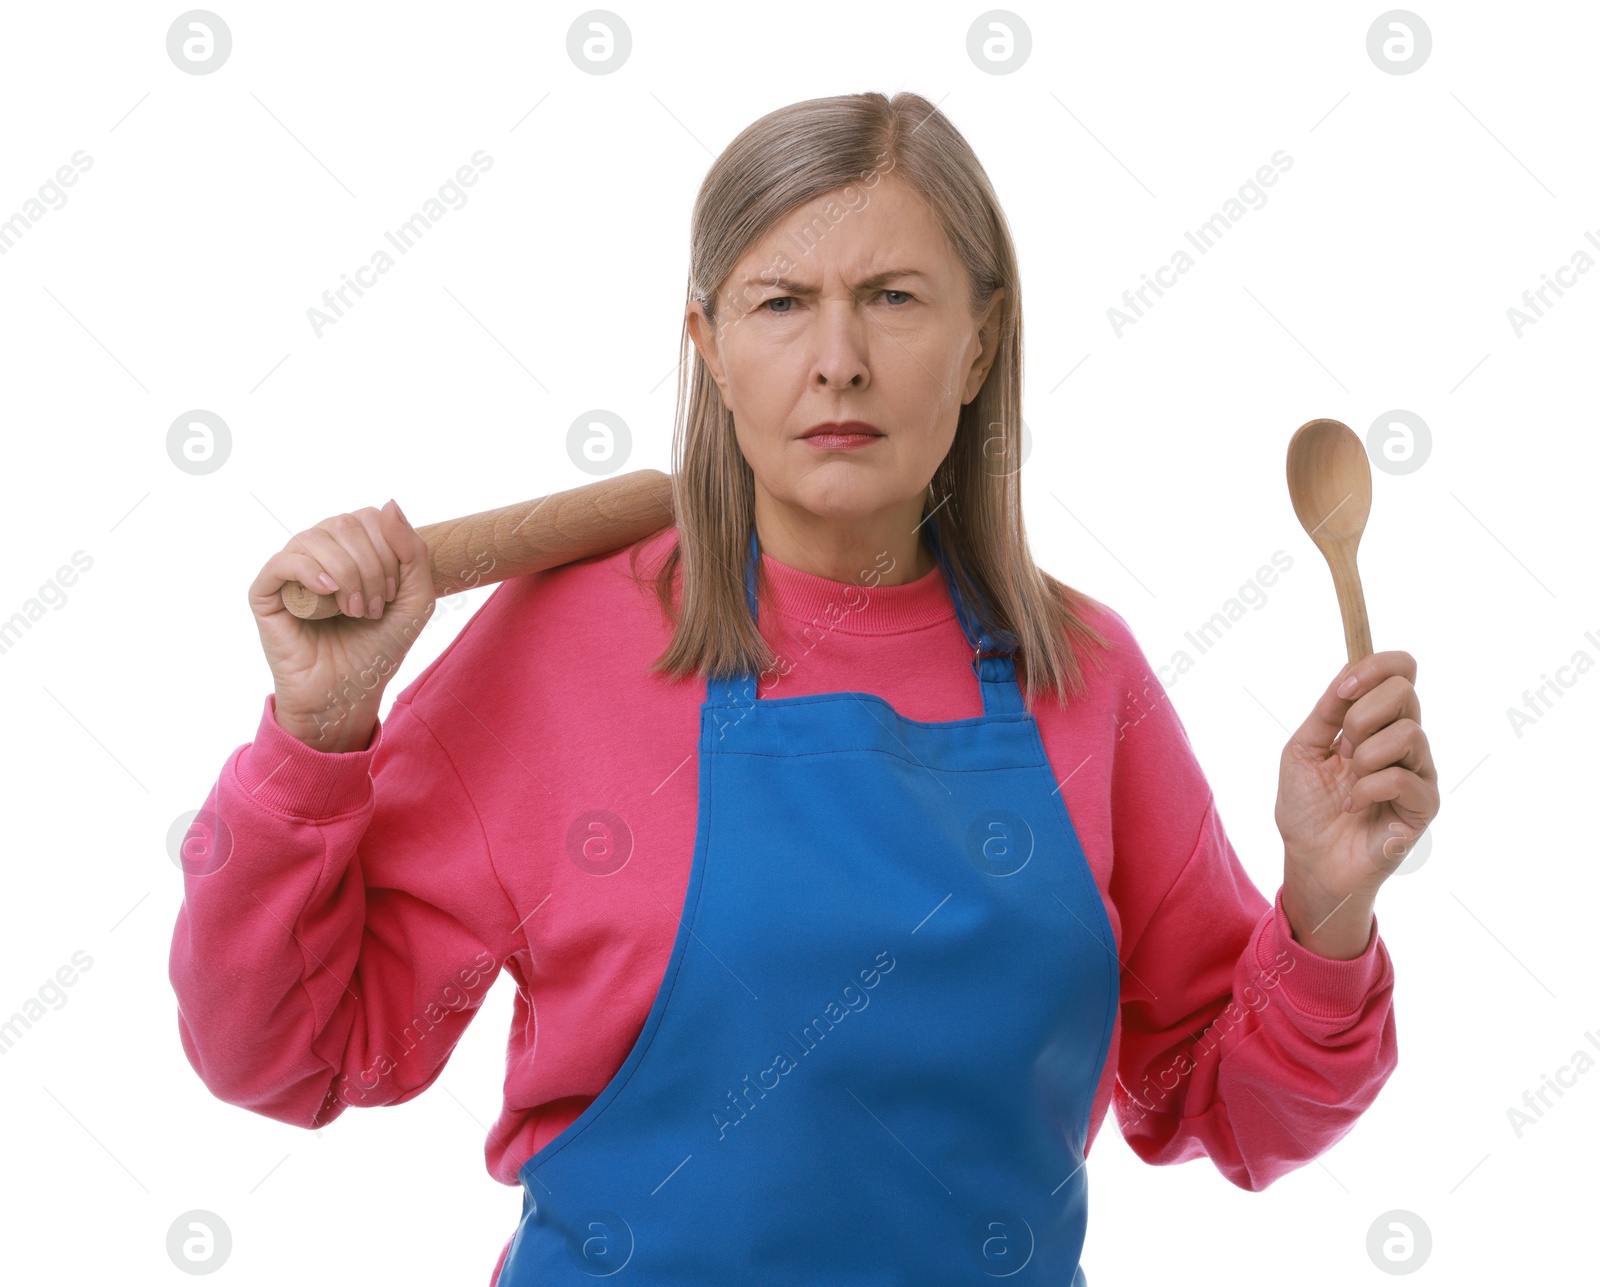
[{"xmin": 1286, "ymin": 418, "xmax": 1374, "ymax": 665}]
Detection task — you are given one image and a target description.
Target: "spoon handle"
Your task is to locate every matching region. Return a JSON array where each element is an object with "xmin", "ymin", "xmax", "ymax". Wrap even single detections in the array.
[{"xmin": 1326, "ymin": 542, "xmax": 1374, "ymax": 664}]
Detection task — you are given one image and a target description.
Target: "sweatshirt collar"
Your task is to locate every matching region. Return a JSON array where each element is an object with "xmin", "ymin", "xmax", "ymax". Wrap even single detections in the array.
[{"xmin": 758, "ymin": 549, "xmax": 956, "ymax": 636}]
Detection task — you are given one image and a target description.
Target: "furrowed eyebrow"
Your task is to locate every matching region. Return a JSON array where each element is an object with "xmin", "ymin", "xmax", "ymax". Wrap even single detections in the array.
[{"xmin": 741, "ymin": 268, "xmax": 929, "ymax": 294}]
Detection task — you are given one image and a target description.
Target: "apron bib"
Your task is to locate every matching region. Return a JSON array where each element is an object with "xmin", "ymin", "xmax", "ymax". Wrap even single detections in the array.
[{"xmin": 497, "ymin": 518, "xmax": 1119, "ymax": 1285}]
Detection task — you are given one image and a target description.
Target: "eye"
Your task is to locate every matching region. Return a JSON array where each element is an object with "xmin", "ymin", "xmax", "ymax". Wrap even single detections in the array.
[{"xmin": 759, "ymin": 289, "xmax": 914, "ymax": 314}]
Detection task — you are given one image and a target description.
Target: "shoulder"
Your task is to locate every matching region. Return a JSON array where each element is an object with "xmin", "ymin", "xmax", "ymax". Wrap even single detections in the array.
[
  {"xmin": 479, "ymin": 521, "xmax": 680, "ymax": 635},
  {"xmin": 1071, "ymin": 597, "xmax": 1140, "ymax": 661},
  {"xmin": 391, "ymin": 523, "xmax": 683, "ymax": 716},
  {"xmin": 1038, "ymin": 590, "xmax": 1203, "ymax": 773},
  {"xmin": 1048, "ymin": 590, "xmax": 1162, "ymax": 704}
]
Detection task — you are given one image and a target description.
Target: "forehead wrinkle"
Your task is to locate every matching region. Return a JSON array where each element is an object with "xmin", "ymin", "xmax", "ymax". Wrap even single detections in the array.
[{"xmin": 738, "ymin": 267, "xmax": 932, "ymax": 293}]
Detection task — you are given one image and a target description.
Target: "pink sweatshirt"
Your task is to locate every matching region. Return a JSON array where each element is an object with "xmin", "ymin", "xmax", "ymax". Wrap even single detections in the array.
[{"xmin": 169, "ymin": 525, "xmax": 1396, "ymax": 1283}]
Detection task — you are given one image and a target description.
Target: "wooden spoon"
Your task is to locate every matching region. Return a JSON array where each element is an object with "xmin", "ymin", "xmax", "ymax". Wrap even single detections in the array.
[{"xmin": 1286, "ymin": 418, "xmax": 1373, "ymax": 665}]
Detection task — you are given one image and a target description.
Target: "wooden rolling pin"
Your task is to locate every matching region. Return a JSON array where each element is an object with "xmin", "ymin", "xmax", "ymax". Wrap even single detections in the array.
[{"xmin": 279, "ymin": 470, "xmax": 677, "ymax": 619}]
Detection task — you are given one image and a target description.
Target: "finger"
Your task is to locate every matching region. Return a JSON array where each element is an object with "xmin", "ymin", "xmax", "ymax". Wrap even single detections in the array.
[
  {"xmin": 1290, "ymin": 650, "xmax": 1419, "ymax": 755},
  {"xmin": 1345, "ymin": 763, "xmax": 1440, "ymax": 821},
  {"xmin": 292, "ymin": 525, "xmax": 378, "ymax": 618},
  {"xmin": 1346, "ymin": 717, "xmax": 1434, "ymax": 782},
  {"xmin": 350, "ymin": 506, "xmax": 401, "ymax": 615},
  {"xmin": 250, "ymin": 551, "xmax": 342, "ymax": 613},
  {"xmin": 1338, "ymin": 674, "xmax": 1423, "ymax": 763},
  {"xmin": 324, "ymin": 513, "xmax": 388, "ymax": 618}
]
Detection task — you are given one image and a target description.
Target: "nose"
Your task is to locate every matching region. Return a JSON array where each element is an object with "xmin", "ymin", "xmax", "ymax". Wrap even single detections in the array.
[{"xmin": 810, "ymin": 298, "xmax": 870, "ymax": 389}]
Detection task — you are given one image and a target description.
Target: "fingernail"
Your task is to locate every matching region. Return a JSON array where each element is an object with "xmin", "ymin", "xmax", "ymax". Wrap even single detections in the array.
[
  {"xmin": 317, "ymin": 573, "xmax": 338, "ymax": 593},
  {"xmin": 1342, "ymin": 794, "xmax": 1354, "ymax": 812},
  {"xmin": 350, "ymin": 593, "xmax": 363, "ymax": 616},
  {"xmin": 1337, "ymin": 674, "xmax": 1360, "ymax": 698}
]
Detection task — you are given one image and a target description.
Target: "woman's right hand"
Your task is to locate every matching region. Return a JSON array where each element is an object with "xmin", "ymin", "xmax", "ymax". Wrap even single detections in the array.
[{"xmin": 249, "ymin": 499, "xmax": 435, "ymax": 752}]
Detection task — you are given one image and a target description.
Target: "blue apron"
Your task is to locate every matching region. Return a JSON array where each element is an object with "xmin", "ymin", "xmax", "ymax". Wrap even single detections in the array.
[{"xmin": 497, "ymin": 518, "xmax": 1119, "ymax": 1284}]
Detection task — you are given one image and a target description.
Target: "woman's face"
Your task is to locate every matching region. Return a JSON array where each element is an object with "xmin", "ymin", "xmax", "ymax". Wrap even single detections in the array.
[{"xmin": 687, "ymin": 174, "xmax": 1004, "ymax": 543}]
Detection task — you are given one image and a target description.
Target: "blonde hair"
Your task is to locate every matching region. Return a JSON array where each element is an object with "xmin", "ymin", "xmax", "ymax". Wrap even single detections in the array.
[{"xmin": 632, "ymin": 90, "xmax": 1111, "ymax": 709}]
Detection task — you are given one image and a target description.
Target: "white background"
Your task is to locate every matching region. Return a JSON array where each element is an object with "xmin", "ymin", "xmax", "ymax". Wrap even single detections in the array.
[{"xmin": 1, "ymin": 1, "xmax": 1594, "ymax": 1283}]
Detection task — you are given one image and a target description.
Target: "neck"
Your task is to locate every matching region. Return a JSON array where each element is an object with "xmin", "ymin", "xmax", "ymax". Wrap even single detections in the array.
[{"xmin": 751, "ymin": 488, "xmax": 935, "ymax": 586}]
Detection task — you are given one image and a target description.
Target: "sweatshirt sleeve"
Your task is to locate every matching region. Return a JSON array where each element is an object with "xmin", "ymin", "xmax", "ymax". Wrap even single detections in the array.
[
  {"xmin": 1103, "ymin": 617, "xmax": 1398, "ymax": 1191},
  {"xmin": 167, "ymin": 687, "xmax": 514, "ymax": 1130}
]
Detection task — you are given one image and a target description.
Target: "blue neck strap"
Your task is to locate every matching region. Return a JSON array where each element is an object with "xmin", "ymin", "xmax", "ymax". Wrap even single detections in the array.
[{"xmin": 711, "ymin": 513, "xmax": 1023, "ymax": 715}]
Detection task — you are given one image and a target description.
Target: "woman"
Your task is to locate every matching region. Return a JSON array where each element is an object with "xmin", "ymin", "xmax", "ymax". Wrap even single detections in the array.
[{"xmin": 170, "ymin": 91, "xmax": 1438, "ymax": 1285}]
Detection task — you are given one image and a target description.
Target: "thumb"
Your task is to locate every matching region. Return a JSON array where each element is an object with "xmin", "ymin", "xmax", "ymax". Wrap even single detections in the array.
[
  {"xmin": 381, "ymin": 499, "xmax": 432, "ymax": 594},
  {"xmin": 1289, "ymin": 660, "xmax": 1359, "ymax": 757}
]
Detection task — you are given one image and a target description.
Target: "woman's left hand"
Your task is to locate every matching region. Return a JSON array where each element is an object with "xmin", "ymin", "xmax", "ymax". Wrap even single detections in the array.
[{"xmin": 1275, "ymin": 650, "xmax": 1440, "ymax": 959}]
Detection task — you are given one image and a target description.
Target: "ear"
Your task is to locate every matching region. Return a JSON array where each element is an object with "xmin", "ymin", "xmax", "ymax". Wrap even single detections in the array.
[
  {"xmin": 961, "ymin": 286, "xmax": 1006, "ymax": 404},
  {"xmin": 686, "ymin": 298, "xmax": 730, "ymax": 397}
]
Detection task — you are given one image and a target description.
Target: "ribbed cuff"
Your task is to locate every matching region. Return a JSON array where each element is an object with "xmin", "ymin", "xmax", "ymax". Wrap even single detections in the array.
[
  {"xmin": 1256, "ymin": 885, "xmax": 1389, "ymax": 1021},
  {"xmin": 233, "ymin": 693, "xmax": 382, "ymax": 819}
]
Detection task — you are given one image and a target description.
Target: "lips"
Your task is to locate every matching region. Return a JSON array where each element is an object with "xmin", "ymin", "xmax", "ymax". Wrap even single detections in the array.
[{"xmin": 801, "ymin": 421, "xmax": 884, "ymax": 439}]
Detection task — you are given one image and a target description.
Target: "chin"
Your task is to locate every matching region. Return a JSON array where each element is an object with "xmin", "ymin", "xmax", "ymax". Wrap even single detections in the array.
[{"xmin": 788, "ymin": 475, "xmax": 904, "ymax": 519}]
